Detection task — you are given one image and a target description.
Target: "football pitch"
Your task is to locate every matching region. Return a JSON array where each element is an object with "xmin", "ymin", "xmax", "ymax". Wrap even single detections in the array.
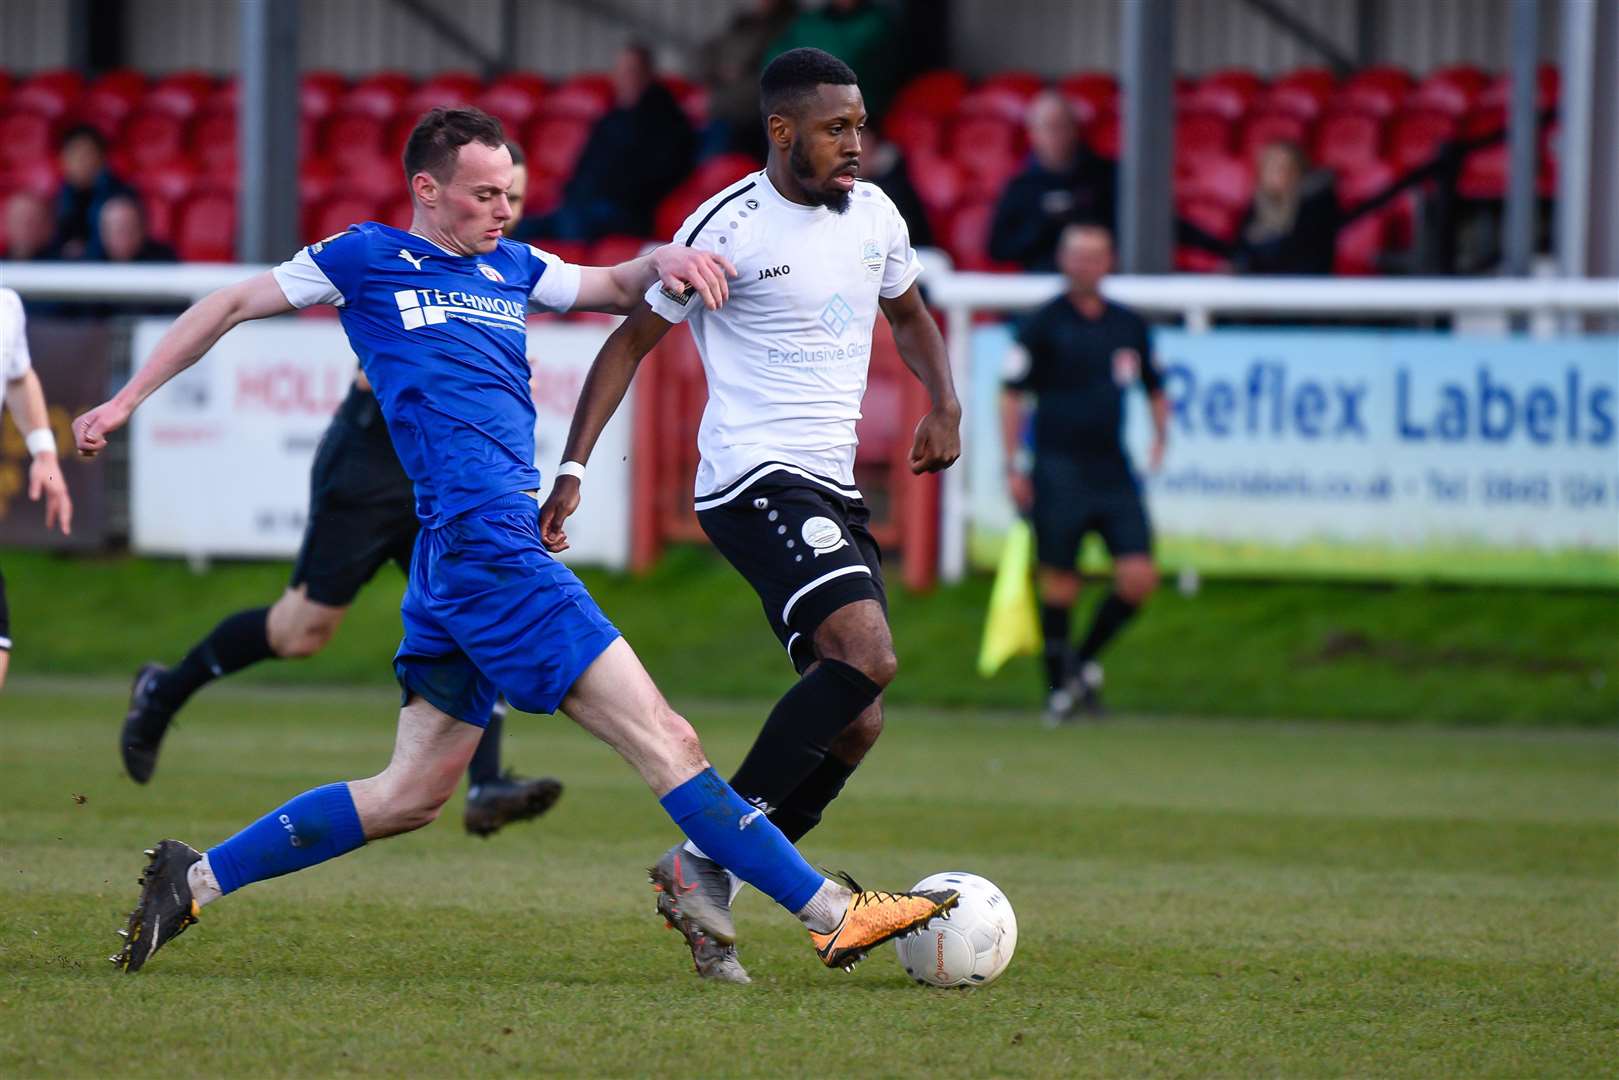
[{"xmin": 3, "ymin": 683, "xmax": 1615, "ymax": 1077}]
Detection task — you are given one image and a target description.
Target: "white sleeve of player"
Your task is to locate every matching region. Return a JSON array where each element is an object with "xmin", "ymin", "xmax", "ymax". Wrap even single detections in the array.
[
  {"xmin": 271, "ymin": 248, "xmax": 345, "ymax": 309},
  {"xmin": 527, "ymin": 246, "xmax": 583, "ymax": 312},
  {"xmin": 644, "ymin": 202, "xmax": 731, "ymax": 325},
  {"xmin": 879, "ymin": 202, "xmax": 923, "ymax": 300},
  {"xmin": 0, "ymin": 289, "xmax": 31, "ymax": 379}
]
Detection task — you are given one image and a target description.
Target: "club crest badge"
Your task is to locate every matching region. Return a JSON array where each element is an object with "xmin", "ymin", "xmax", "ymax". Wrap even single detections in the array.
[
  {"xmin": 477, "ymin": 263, "xmax": 505, "ymax": 283},
  {"xmin": 861, "ymin": 238, "xmax": 883, "ymax": 275},
  {"xmin": 801, "ymin": 516, "xmax": 849, "ymax": 557}
]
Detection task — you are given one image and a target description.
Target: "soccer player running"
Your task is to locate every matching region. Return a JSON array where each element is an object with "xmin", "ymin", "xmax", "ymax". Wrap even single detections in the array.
[
  {"xmin": 76, "ymin": 107, "xmax": 956, "ymax": 975},
  {"xmin": 120, "ymin": 142, "xmax": 560, "ymax": 839},
  {"xmin": 538, "ymin": 49, "xmax": 961, "ymax": 983},
  {"xmin": 1000, "ymin": 224, "xmax": 1167, "ymax": 723},
  {"xmin": 0, "ymin": 287, "xmax": 74, "ymax": 690}
]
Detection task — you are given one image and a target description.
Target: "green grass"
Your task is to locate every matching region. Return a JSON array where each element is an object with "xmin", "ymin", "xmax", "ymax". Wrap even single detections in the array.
[
  {"xmin": 3, "ymin": 546, "xmax": 1616, "ymax": 725},
  {"xmin": 2, "ymin": 685, "xmax": 1615, "ymax": 1076}
]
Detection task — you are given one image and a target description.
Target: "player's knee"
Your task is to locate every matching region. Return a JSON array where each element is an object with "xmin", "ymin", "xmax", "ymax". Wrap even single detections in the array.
[
  {"xmin": 275, "ymin": 622, "xmax": 334, "ymax": 659},
  {"xmin": 854, "ymin": 644, "xmax": 899, "ymax": 689},
  {"xmin": 1118, "ymin": 562, "xmax": 1158, "ymax": 605},
  {"xmin": 655, "ymin": 706, "xmax": 705, "ymax": 766}
]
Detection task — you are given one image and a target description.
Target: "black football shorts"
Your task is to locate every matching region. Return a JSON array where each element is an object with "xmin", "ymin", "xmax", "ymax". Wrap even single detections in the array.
[
  {"xmin": 697, "ymin": 468, "xmax": 887, "ymax": 673},
  {"xmin": 1031, "ymin": 453, "xmax": 1153, "ymax": 568},
  {"xmin": 289, "ymin": 387, "xmax": 419, "ymax": 607}
]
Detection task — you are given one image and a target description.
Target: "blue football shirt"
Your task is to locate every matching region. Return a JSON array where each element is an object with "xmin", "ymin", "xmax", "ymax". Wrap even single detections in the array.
[{"xmin": 271, "ymin": 221, "xmax": 582, "ymax": 528}]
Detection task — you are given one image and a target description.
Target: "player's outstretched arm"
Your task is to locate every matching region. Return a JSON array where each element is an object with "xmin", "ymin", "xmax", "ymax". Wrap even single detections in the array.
[
  {"xmin": 74, "ymin": 272, "xmax": 294, "ymax": 458},
  {"xmin": 879, "ymin": 283, "xmax": 962, "ymax": 474},
  {"xmin": 570, "ymin": 245, "xmax": 736, "ymax": 315},
  {"xmin": 538, "ymin": 304, "xmax": 674, "ymax": 552},
  {"xmin": 4, "ymin": 368, "xmax": 72, "ymax": 535}
]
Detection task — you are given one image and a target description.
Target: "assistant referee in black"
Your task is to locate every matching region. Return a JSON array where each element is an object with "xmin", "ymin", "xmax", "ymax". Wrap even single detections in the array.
[{"xmin": 1000, "ymin": 223, "xmax": 1168, "ymax": 723}]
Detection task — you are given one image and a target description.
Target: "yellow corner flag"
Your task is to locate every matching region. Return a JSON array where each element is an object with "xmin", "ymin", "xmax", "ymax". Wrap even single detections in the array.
[{"xmin": 977, "ymin": 520, "xmax": 1042, "ymax": 677}]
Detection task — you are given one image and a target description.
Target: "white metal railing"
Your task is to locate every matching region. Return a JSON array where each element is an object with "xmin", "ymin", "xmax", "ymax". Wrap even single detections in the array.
[{"xmin": 5, "ymin": 259, "xmax": 1617, "ymax": 582}]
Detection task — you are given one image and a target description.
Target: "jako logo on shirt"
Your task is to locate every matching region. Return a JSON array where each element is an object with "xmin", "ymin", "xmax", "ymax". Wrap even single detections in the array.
[{"xmin": 394, "ymin": 288, "xmax": 526, "ymax": 331}]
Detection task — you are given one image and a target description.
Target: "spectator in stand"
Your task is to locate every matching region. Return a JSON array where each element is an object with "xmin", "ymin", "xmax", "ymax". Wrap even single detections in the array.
[
  {"xmin": 766, "ymin": 0, "xmax": 903, "ymax": 122},
  {"xmin": 859, "ymin": 124, "xmax": 932, "ymax": 248},
  {"xmin": 1231, "ymin": 141, "xmax": 1339, "ymax": 276},
  {"xmin": 3, "ymin": 192, "xmax": 57, "ymax": 261},
  {"xmin": 697, "ymin": 0, "xmax": 797, "ymax": 159},
  {"xmin": 94, "ymin": 196, "xmax": 177, "ymax": 264},
  {"xmin": 516, "ymin": 43, "xmax": 695, "ymax": 242},
  {"xmin": 989, "ymin": 91, "xmax": 1116, "ymax": 272},
  {"xmin": 51, "ymin": 125, "xmax": 136, "ymax": 260}
]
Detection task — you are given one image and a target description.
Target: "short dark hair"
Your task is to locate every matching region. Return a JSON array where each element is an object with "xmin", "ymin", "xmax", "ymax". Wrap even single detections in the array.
[
  {"xmin": 504, "ymin": 139, "xmax": 526, "ymax": 167},
  {"xmin": 60, "ymin": 123, "xmax": 108, "ymax": 153},
  {"xmin": 403, "ymin": 107, "xmax": 506, "ymax": 182},
  {"xmin": 760, "ymin": 47, "xmax": 858, "ymax": 119}
]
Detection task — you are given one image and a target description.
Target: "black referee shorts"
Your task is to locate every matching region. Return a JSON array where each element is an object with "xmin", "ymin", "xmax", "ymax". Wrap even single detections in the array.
[
  {"xmin": 697, "ymin": 469, "xmax": 887, "ymax": 674},
  {"xmin": 289, "ymin": 387, "xmax": 419, "ymax": 608},
  {"xmin": 1031, "ymin": 453, "xmax": 1153, "ymax": 569}
]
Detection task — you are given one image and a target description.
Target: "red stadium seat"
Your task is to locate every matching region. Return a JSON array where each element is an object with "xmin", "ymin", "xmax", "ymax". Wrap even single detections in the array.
[
  {"xmin": 948, "ymin": 116, "xmax": 1023, "ymax": 199},
  {"xmin": 118, "ymin": 110, "xmax": 188, "ymax": 169},
  {"xmin": 344, "ymin": 154, "xmax": 403, "ymax": 202},
  {"xmin": 1239, "ymin": 112, "xmax": 1310, "ymax": 163},
  {"xmin": 298, "ymin": 157, "xmax": 341, "ymax": 204},
  {"xmin": 1176, "ymin": 195, "xmax": 1240, "ymax": 242},
  {"xmin": 653, "ymin": 180, "xmax": 709, "ymax": 243},
  {"xmin": 1175, "ymin": 246, "xmax": 1228, "ymax": 273},
  {"xmin": 132, "ymin": 159, "xmax": 199, "ymax": 202},
  {"xmin": 0, "ymin": 108, "xmax": 54, "ymax": 167},
  {"xmin": 1174, "ymin": 152, "xmax": 1252, "ymax": 211},
  {"xmin": 384, "ymin": 115, "xmax": 419, "ymax": 159},
  {"xmin": 676, "ymin": 84, "xmax": 709, "ymax": 128},
  {"xmin": 690, "ymin": 153, "xmax": 759, "ymax": 195},
  {"xmin": 1202, "ymin": 68, "xmax": 1266, "ymax": 101},
  {"xmin": 1337, "ymin": 160, "xmax": 1412, "ymax": 251},
  {"xmin": 1460, "ymin": 104, "xmax": 1505, "ymax": 140},
  {"xmin": 588, "ymin": 234, "xmax": 648, "ymax": 268},
  {"xmin": 342, "ymin": 74, "xmax": 412, "ymax": 120},
  {"xmin": 1479, "ymin": 64, "xmax": 1559, "ymax": 111},
  {"xmin": 523, "ymin": 116, "xmax": 592, "ymax": 180},
  {"xmin": 305, "ymin": 195, "xmax": 378, "ymax": 244},
  {"xmin": 11, "ymin": 70, "xmax": 83, "ymax": 118},
  {"xmin": 1271, "ymin": 67, "xmax": 1336, "ymax": 102},
  {"xmin": 1312, "ymin": 111, "xmax": 1383, "ymax": 172},
  {"xmin": 907, "ymin": 151, "xmax": 964, "ymax": 215},
  {"xmin": 980, "ymin": 71, "xmax": 1045, "ymax": 98},
  {"xmin": 0, "ymin": 157, "xmax": 60, "ymax": 198},
  {"xmin": 477, "ymin": 79, "xmax": 548, "ymax": 131},
  {"xmin": 882, "ymin": 108, "xmax": 945, "ymax": 156},
  {"xmin": 1335, "ymin": 66, "xmax": 1412, "ymax": 118},
  {"xmin": 1086, "ymin": 110, "xmax": 1119, "ymax": 160},
  {"xmin": 1058, "ymin": 72, "xmax": 1118, "ymax": 119},
  {"xmin": 1333, "ymin": 212, "xmax": 1386, "ymax": 275},
  {"xmin": 142, "ymin": 192, "xmax": 175, "ymax": 244},
  {"xmin": 1457, "ymin": 144, "xmax": 1508, "ymax": 200},
  {"xmin": 1182, "ymin": 80, "xmax": 1251, "ymax": 121},
  {"xmin": 406, "ymin": 73, "xmax": 483, "ymax": 118},
  {"xmin": 175, "ymin": 192, "xmax": 236, "ymax": 261},
  {"xmin": 379, "ymin": 195, "xmax": 415, "ymax": 231},
  {"xmin": 547, "ymin": 75, "xmax": 614, "ymax": 120},
  {"xmin": 208, "ymin": 77, "xmax": 238, "ymax": 114},
  {"xmin": 1387, "ymin": 110, "xmax": 1454, "ymax": 171},
  {"xmin": 535, "ymin": 238, "xmax": 589, "ymax": 267},
  {"xmin": 957, "ymin": 84, "xmax": 1035, "ymax": 123},
  {"xmin": 80, "ymin": 72, "xmax": 146, "ymax": 134},
  {"xmin": 318, "ymin": 112, "xmax": 386, "ymax": 164},
  {"xmin": 1406, "ymin": 66, "xmax": 1487, "ymax": 117},
  {"xmin": 300, "ymin": 71, "xmax": 348, "ymax": 121},
  {"xmin": 188, "ymin": 108, "xmax": 237, "ymax": 175},
  {"xmin": 519, "ymin": 170, "xmax": 563, "ymax": 217},
  {"xmin": 891, "ymin": 71, "xmax": 969, "ymax": 118},
  {"xmin": 1175, "ymin": 112, "xmax": 1232, "ymax": 157},
  {"xmin": 942, "ymin": 201, "xmax": 1011, "ymax": 272},
  {"xmin": 145, "ymin": 72, "xmax": 214, "ymax": 119}
]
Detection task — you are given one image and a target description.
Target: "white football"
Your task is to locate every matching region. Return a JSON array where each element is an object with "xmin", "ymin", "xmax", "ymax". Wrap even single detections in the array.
[{"xmin": 895, "ymin": 872, "xmax": 1017, "ymax": 987}]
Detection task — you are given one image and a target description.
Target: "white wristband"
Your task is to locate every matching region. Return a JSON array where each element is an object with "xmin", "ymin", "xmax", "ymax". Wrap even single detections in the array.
[
  {"xmin": 555, "ymin": 460, "xmax": 586, "ymax": 482},
  {"xmin": 25, "ymin": 427, "xmax": 56, "ymax": 458}
]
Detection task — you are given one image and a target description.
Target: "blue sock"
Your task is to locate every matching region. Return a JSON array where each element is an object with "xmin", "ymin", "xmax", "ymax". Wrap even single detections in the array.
[
  {"xmin": 659, "ymin": 768, "xmax": 823, "ymax": 912},
  {"xmin": 207, "ymin": 782, "xmax": 366, "ymax": 895}
]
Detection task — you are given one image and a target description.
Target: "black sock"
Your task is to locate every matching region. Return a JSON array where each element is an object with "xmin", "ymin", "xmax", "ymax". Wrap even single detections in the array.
[
  {"xmin": 728, "ymin": 658, "xmax": 882, "ymax": 814},
  {"xmin": 1076, "ymin": 591, "xmax": 1139, "ymax": 665},
  {"xmin": 770, "ymin": 753, "xmax": 858, "ymax": 844},
  {"xmin": 466, "ymin": 698, "xmax": 508, "ymax": 787},
  {"xmin": 153, "ymin": 607, "xmax": 273, "ymax": 711},
  {"xmin": 1039, "ymin": 602, "xmax": 1072, "ymax": 689}
]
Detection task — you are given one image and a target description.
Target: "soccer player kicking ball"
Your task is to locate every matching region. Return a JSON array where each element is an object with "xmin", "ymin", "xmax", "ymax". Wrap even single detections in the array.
[
  {"xmin": 75, "ymin": 107, "xmax": 956, "ymax": 975},
  {"xmin": 120, "ymin": 142, "xmax": 560, "ymax": 839},
  {"xmin": 539, "ymin": 50, "xmax": 961, "ymax": 983}
]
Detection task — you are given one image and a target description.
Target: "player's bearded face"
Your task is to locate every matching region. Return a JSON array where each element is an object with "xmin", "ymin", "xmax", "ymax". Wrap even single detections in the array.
[
  {"xmin": 787, "ymin": 85, "xmax": 865, "ymax": 215},
  {"xmin": 789, "ymin": 133, "xmax": 853, "ymax": 214}
]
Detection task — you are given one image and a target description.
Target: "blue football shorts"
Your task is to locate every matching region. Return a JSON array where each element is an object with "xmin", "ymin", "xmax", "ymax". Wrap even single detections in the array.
[{"xmin": 393, "ymin": 491, "xmax": 621, "ymax": 726}]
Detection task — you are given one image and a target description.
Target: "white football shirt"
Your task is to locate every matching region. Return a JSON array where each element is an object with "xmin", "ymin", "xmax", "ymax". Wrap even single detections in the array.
[
  {"xmin": 645, "ymin": 170, "xmax": 922, "ymax": 507},
  {"xmin": 0, "ymin": 288, "xmax": 33, "ymax": 424}
]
